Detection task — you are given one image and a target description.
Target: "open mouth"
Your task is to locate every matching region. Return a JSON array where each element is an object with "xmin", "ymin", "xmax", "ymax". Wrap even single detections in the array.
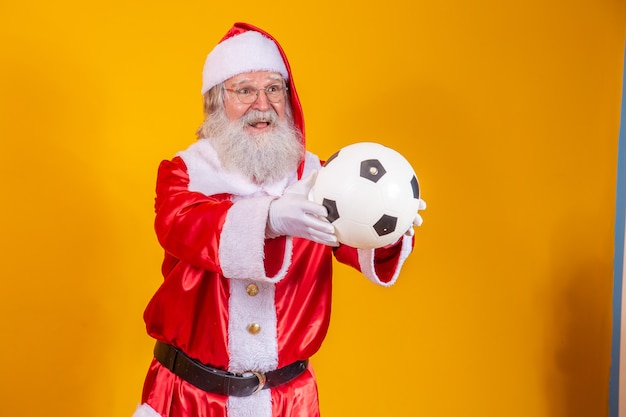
[
  {"xmin": 242, "ymin": 110, "xmax": 278, "ymax": 131},
  {"xmin": 248, "ymin": 120, "xmax": 272, "ymax": 129}
]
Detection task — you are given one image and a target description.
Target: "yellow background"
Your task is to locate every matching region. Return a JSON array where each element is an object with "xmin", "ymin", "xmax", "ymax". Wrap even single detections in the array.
[{"xmin": 1, "ymin": 1, "xmax": 625, "ymax": 416}]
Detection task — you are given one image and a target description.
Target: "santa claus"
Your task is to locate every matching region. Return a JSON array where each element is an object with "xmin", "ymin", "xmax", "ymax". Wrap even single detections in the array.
[{"xmin": 133, "ymin": 22, "xmax": 425, "ymax": 417}]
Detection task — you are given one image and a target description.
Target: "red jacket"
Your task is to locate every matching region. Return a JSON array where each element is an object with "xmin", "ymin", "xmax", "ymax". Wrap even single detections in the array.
[{"xmin": 138, "ymin": 140, "xmax": 414, "ymax": 417}]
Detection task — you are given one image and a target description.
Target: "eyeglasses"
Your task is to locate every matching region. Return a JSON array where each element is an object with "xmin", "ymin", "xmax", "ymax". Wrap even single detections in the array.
[{"xmin": 225, "ymin": 84, "xmax": 287, "ymax": 104}]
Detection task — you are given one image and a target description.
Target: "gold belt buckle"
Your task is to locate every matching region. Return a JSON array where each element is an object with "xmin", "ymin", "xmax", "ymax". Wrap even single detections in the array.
[{"xmin": 244, "ymin": 370, "xmax": 267, "ymax": 395}]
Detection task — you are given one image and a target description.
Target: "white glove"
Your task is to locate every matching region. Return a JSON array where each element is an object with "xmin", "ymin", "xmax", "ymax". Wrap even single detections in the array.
[
  {"xmin": 267, "ymin": 171, "xmax": 338, "ymax": 246},
  {"xmin": 406, "ymin": 199, "xmax": 427, "ymax": 236}
]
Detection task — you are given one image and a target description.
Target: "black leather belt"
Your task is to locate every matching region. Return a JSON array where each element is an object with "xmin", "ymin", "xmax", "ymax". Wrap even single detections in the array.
[{"xmin": 153, "ymin": 341, "xmax": 309, "ymax": 397}]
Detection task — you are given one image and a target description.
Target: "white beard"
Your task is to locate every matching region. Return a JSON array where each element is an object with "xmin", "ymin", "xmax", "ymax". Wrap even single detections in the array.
[{"xmin": 203, "ymin": 109, "xmax": 303, "ymax": 185}]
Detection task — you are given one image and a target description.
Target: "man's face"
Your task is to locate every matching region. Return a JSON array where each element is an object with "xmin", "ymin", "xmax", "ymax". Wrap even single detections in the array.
[{"xmin": 223, "ymin": 71, "xmax": 287, "ymax": 135}]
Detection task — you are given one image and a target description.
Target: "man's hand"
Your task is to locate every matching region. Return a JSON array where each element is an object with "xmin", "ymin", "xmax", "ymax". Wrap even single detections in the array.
[
  {"xmin": 406, "ymin": 199, "xmax": 427, "ymax": 236},
  {"xmin": 267, "ymin": 171, "xmax": 338, "ymax": 246}
]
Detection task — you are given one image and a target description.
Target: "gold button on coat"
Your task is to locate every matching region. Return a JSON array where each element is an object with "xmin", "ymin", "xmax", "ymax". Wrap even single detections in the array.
[
  {"xmin": 246, "ymin": 283, "xmax": 259, "ymax": 296},
  {"xmin": 248, "ymin": 323, "xmax": 261, "ymax": 334}
]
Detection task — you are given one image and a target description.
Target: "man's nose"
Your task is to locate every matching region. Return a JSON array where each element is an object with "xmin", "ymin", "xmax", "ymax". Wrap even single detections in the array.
[{"xmin": 251, "ymin": 90, "xmax": 271, "ymax": 110}]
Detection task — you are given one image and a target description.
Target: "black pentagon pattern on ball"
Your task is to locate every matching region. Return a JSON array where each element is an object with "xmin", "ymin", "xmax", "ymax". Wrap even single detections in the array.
[
  {"xmin": 360, "ymin": 159, "xmax": 386, "ymax": 183},
  {"xmin": 410, "ymin": 175, "xmax": 420, "ymax": 199},
  {"xmin": 321, "ymin": 198, "xmax": 340, "ymax": 223},
  {"xmin": 373, "ymin": 214, "xmax": 398, "ymax": 236}
]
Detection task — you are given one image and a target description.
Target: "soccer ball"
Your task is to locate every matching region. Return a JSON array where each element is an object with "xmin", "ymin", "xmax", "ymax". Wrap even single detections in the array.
[{"xmin": 312, "ymin": 142, "xmax": 421, "ymax": 249}]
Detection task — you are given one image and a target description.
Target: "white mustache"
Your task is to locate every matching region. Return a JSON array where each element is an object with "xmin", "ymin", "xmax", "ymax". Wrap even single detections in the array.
[{"xmin": 241, "ymin": 109, "xmax": 278, "ymax": 126}]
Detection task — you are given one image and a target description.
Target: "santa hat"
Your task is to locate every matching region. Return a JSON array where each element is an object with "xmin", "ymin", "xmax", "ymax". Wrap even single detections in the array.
[
  {"xmin": 202, "ymin": 22, "xmax": 306, "ymax": 178},
  {"xmin": 202, "ymin": 30, "xmax": 288, "ymax": 94}
]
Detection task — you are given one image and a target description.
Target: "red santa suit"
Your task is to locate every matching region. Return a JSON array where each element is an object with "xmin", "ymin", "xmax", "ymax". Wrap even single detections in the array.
[{"xmin": 133, "ymin": 22, "xmax": 415, "ymax": 417}]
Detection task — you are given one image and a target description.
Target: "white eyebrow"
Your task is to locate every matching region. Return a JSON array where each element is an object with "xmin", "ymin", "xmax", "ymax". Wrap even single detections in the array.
[
  {"xmin": 229, "ymin": 74, "xmax": 284, "ymax": 87},
  {"xmin": 229, "ymin": 77, "xmax": 253, "ymax": 87}
]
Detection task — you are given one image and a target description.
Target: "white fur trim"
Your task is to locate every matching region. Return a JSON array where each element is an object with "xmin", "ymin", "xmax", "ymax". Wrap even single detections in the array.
[
  {"xmin": 303, "ymin": 151, "xmax": 323, "ymax": 175},
  {"xmin": 358, "ymin": 234, "xmax": 413, "ymax": 286},
  {"xmin": 132, "ymin": 404, "xmax": 161, "ymax": 417},
  {"xmin": 179, "ymin": 140, "xmax": 320, "ymax": 198},
  {"xmin": 228, "ymin": 279, "xmax": 278, "ymax": 373},
  {"xmin": 220, "ymin": 196, "xmax": 293, "ymax": 282},
  {"xmin": 227, "ymin": 391, "xmax": 273, "ymax": 417},
  {"xmin": 202, "ymin": 31, "xmax": 288, "ymax": 94},
  {"xmin": 178, "ymin": 140, "xmax": 291, "ymax": 197}
]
